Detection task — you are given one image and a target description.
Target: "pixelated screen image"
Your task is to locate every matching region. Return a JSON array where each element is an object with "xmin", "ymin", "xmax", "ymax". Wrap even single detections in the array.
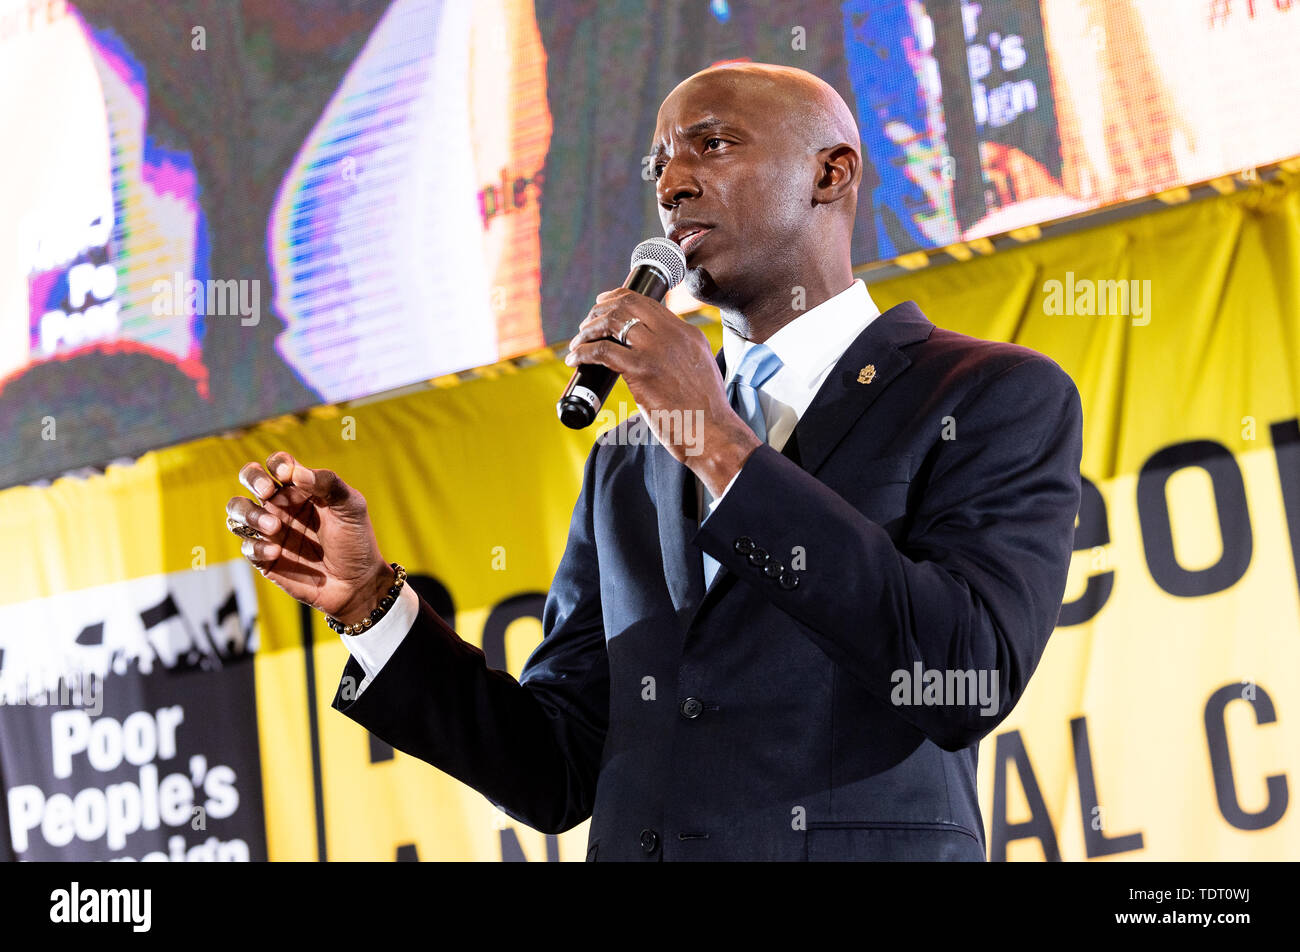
[{"xmin": 2, "ymin": 0, "xmax": 1297, "ymax": 486}]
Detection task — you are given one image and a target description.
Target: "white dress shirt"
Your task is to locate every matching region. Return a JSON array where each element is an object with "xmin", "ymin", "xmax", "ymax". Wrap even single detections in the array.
[{"xmin": 341, "ymin": 279, "xmax": 881, "ymax": 697}]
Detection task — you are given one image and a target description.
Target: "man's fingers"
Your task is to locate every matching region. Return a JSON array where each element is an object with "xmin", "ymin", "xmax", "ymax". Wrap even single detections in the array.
[
  {"xmin": 266, "ymin": 451, "xmax": 298, "ymax": 485},
  {"xmin": 572, "ymin": 315, "xmax": 644, "ymax": 347},
  {"xmin": 293, "ymin": 465, "xmax": 352, "ymax": 507},
  {"xmin": 591, "ymin": 287, "xmax": 653, "ymax": 313},
  {"xmin": 240, "ymin": 536, "xmax": 282, "ymax": 569},
  {"xmin": 225, "ymin": 496, "xmax": 283, "ymax": 538},
  {"xmin": 263, "ymin": 452, "xmax": 351, "ymax": 508},
  {"xmin": 566, "ymin": 337, "xmax": 632, "ymax": 373},
  {"xmin": 577, "ymin": 299, "xmax": 659, "ymax": 335},
  {"xmin": 238, "ymin": 461, "xmax": 278, "ymax": 502}
]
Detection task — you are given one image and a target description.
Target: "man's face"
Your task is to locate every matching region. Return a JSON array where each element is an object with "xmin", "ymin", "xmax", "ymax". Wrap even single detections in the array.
[{"xmin": 651, "ymin": 72, "xmax": 815, "ymax": 306}]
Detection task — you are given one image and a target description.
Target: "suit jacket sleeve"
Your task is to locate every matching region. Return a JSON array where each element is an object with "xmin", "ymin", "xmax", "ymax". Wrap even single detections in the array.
[
  {"xmin": 695, "ymin": 355, "xmax": 1083, "ymax": 751},
  {"xmin": 330, "ymin": 444, "xmax": 610, "ymax": 835}
]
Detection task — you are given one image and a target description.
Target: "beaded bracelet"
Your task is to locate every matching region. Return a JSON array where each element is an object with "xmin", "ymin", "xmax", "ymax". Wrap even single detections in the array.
[{"xmin": 326, "ymin": 562, "xmax": 407, "ymax": 635}]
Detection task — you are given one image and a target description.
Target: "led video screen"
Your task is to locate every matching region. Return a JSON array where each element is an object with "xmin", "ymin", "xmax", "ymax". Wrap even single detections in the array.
[{"xmin": 2, "ymin": 0, "xmax": 1297, "ymax": 487}]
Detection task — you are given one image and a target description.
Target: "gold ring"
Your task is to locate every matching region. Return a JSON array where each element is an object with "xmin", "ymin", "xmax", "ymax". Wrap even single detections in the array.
[{"xmin": 226, "ymin": 516, "xmax": 262, "ymax": 541}]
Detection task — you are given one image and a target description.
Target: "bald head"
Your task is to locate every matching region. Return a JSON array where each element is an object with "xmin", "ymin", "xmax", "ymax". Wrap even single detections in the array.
[
  {"xmin": 671, "ymin": 62, "xmax": 861, "ymax": 163},
  {"xmin": 650, "ymin": 62, "xmax": 863, "ymax": 327}
]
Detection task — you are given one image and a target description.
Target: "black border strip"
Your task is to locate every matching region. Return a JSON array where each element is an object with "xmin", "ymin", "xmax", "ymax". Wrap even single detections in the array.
[{"xmin": 300, "ymin": 602, "xmax": 328, "ymax": 862}]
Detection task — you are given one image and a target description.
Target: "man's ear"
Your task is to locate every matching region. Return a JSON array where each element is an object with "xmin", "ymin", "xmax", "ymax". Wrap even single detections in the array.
[{"xmin": 812, "ymin": 143, "xmax": 860, "ymax": 206}]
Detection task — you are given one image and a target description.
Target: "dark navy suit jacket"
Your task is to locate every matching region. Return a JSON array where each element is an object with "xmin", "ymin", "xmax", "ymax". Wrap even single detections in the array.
[{"xmin": 332, "ymin": 300, "xmax": 1084, "ymax": 861}]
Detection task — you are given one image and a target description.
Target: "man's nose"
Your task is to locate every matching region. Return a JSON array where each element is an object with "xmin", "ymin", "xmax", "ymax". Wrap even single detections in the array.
[{"xmin": 657, "ymin": 158, "xmax": 702, "ymax": 209}]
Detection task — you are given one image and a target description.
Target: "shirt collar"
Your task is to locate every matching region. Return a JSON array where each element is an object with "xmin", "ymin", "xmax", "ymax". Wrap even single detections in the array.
[{"xmin": 720, "ymin": 279, "xmax": 879, "ymax": 390}]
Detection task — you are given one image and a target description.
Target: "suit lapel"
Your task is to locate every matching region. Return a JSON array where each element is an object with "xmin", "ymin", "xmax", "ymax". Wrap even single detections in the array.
[
  {"xmin": 791, "ymin": 300, "xmax": 933, "ymax": 476},
  {"xmin": 651, "ymin": 299, "xmax": 934, "ymax": 620}
]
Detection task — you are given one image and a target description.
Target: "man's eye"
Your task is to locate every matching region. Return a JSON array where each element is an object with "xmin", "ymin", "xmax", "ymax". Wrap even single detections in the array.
[
  {"xmin": 653, "ymin": 163, "xmax": 666, "ymax": 179},
  {"xmin": 704, "ymin": 137, "xmax": 724, "ymax": 151}
]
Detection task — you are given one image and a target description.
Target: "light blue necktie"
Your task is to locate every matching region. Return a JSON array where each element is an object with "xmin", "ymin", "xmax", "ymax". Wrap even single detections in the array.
[{"xmin": 702, "ymin": 343, "xmax": 783, "ymax": 588}]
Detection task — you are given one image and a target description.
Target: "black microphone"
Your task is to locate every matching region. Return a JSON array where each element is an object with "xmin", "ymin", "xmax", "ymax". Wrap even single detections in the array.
[{"xmin": 556, "ymin": 237, "xmax": 688, "ymax": 429}]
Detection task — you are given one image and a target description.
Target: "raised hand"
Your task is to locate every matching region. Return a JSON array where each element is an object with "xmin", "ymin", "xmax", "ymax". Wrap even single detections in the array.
[{"xmin": 225, "ymin": 451, "xmax": 394, "ymax": 625}]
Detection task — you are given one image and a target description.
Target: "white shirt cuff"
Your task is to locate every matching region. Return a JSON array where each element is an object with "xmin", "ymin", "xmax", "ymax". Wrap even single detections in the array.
[
  {"xmin": 338, "ymin": 582, "xmax": 419, "ymax": 699},
  {"xmin": 702, "ymin": 470, "xmax": 741, "ymax": 522}
]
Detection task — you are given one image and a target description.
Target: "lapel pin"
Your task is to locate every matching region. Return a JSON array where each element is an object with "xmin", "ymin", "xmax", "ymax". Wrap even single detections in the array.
[{"xmin": 857, "ymin": 364, "xmax": 877, "ymax": 385}]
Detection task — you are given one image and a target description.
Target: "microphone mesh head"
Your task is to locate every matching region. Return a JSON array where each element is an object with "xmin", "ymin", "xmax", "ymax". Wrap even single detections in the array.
[{"xmin": 630, "ymin": 237, "xmax": 688, "ymax": 289}]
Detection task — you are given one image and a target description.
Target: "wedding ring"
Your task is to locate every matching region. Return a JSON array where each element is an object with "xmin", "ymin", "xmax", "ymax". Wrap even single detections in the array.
[{"xmin": 616, "ymin": 317, "xmax": 640, "ymax": 345}]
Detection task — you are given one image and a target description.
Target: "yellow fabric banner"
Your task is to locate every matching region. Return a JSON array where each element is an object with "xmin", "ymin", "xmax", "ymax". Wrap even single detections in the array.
[{"xmin": 2, "ymin": 172, "xmax": 1297, "ymax": 860}]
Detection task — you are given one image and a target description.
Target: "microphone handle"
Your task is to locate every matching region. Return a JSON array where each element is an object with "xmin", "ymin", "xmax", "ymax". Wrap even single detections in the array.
[{"xmin": 556, "ymin": 266, "xmax": 670, "ymax": 429}]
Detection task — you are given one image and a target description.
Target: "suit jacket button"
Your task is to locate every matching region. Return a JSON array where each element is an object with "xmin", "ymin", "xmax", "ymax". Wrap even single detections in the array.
[
  {"xmin": 778, "ymin": 570, "xmax": 799, "ymax": 590},
  {"xmin": 763, "ymin": 561, "xmax": 784, "ymax": 579},
  {"xmin": 680, "ymin": 697, "xmax": 704, "ymax": 719},
  {"xmin": 747, "ymin": 547, "xmax": 768, "ymax": 567},
  {"xmin": 734, "ymin": 536, "xmax": 754, "ymax": 555},
  {"xmin": 639, "ymin": 829, "xmax": 660, "ymax": 854}
]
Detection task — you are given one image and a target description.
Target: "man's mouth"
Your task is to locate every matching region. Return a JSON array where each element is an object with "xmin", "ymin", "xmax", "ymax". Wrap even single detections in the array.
[{"xmin": 671, "ymin": 226, "xmax": 713, "ymax": 258}]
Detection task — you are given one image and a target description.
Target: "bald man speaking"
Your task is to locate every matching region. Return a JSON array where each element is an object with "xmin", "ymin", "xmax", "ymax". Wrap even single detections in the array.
[{"xmin": 226, "ymin": 64, "xmax": 1082, "ymax": 861}]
